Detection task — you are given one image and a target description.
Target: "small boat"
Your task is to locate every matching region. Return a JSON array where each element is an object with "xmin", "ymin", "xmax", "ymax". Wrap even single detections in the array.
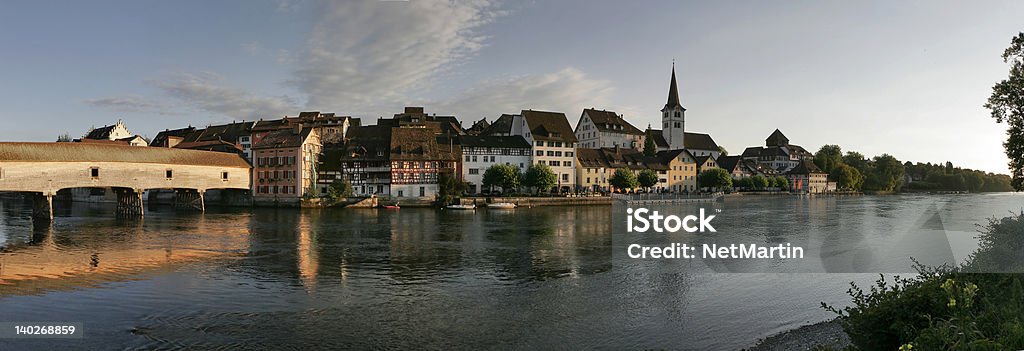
[
  {"xmin": 486, "ymin": 202, "xmax": 516, "ymax": 209},
  {"xmin": 379, "ymin": 202, "xmax": 400, "ymax": 209},
  {"xmin": 445, "ymin": 204, "xmax": 476, "ymax": 210}
]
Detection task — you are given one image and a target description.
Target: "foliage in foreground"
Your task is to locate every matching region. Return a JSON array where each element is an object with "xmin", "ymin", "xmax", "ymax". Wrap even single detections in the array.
[{"xmin": 823, "ymin": 213, "xmax": 1024, "ymax": 350}]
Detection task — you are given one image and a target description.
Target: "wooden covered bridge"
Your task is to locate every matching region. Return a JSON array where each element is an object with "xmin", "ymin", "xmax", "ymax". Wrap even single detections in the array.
[{"xmin": 0, "ymin": 142, "xmax": 251, "ymax": 221}]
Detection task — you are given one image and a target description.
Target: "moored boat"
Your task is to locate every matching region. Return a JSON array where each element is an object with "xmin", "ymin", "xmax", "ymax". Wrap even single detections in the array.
[
  {"xmin": 486, "ymin": 202, "xmax": 516, "ymax": 209},
  {"xmin": 446, "ymin": 204, "xmax": 476, "ymax": 210}
]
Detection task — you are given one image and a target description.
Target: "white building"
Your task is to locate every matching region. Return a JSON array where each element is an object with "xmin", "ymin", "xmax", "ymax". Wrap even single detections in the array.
[
  {"xmin": 574, "ymin": 108, "xmax": 644, "ymax": 149},
  {"xmin": 481, "ymin": 110, "xmax": 578, "ymax": 193},
  {"xmin": 460, "ymin": 135, "xmax": 532, "ymax": 194}
]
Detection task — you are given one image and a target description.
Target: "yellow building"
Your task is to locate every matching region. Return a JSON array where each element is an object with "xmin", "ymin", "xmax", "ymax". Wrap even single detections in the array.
[
  {"xmin": 576, "ymin": 148, "xmax": 611, "ymax": 192},
  {"xmin": 658, "ymin": 149, "xmax": 698, "ymax": 192}
]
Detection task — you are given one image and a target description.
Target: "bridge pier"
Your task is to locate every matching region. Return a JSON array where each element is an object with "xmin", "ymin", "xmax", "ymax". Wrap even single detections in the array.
[
  {"xmin": 114, "ymin": 188, "xmax": 145, "ymax": 218},
  {"xmin": 32, "ymin": 192, "xmax": 53, "ymax": 223},
  {"xmin": 174, "ymin": 189, "xmax": 205, "ymax": 212}
]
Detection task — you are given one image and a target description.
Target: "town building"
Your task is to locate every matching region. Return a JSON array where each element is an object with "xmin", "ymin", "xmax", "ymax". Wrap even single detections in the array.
[
  {"xmin": 694, "ymin": 155, "xmax": 719, "ymax": 176},
  {"xmin": 482, "ymin": 110, "xmax": 577, "ymax": 193},
  {"xmin": 329, "ymin": 125, "xmax": 392, "ymax": 196},
  {"xmin": 574, "ymin": 108, "xmax": 644, "ymax": 149},
  {"xmin": 785, "ymin": 159, "xmax": 828, "ymax": 193},
  {"xmin": 657, "ymin": 149, "xmax": 699, "ymax": 192},
  {"xmin": 378, "ymin": 107, "xmax": 462, "ymax": 136},
  {"xmin": 576, "ymin": 148, "xmax": 612, "ymax": 193},
  {"xmin": 153, "ymin": 121, "xmax": 256, "ymax": 159},
  {"xmin": 459, "ymin": 135, "xmax": 532, "ymax": 194},
  {"xmin": 740, "ymin": 129, "xmax": 813, "ymax": 173},
  {"xmin": 251, "ymin": 126, "xmax": 322, "ymax": 203},
  {"xmin": 79, "ymin": 119, "xmax": 148, "ymax": 146},
  {"xmin": 387, "ymin": 126, "xmax": 460, "ymax": 198}
]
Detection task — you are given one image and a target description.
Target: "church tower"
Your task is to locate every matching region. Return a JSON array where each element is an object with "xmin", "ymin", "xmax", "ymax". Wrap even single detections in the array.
[{"xmin": 661, "ymin": 63, "xmax": 686, "ymax": 150}]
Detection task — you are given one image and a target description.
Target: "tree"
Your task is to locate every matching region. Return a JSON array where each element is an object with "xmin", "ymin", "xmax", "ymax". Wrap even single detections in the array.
[
  {"xmin": 864, "ymin": 154, "xmax": 905, "ymax": 192},
  {"xmin": 698, "ymin": 168, "xmax": 732, "ymax": 191},
  {"xmin": 718, "ymin": 146, "xmax": 729, "ymax": 157},
  {"xmin": 56, "ymin": 132, "xmax": 73, "ymax": 142},
  {"xmin": 833, "ymin": 163, "xmax": 864, "ymax": 190},
  {"xmin": 733, "ymin": 177, "xmax": 752, "ymax": 189},
  {"xmin": 643, "ymin": 134, "xmax": 657, "ymax": 157},
  {"xmin": 326, "ymin": 178, "xmax": 354, "ymax": 201},
  {"xmin": 843, "ymin": 151, "xmax": 868, "ymax": 173},
  {"xmin": 985, "ymin": 32, "xmax": 1024, "ymax": 190},
  {"xmin": 638, "ymin": 169, "xmax": 659, "ymax": 190},
  {"xmin": 814, "ymin": 144, "xmax": 844, "ymax": 174},
  {"xmin": 609, "ymin": 168, "xmax": 638, "ymax": 192},
  {"xmin": 437, "ymin": 171, "xmax": 469, "ymax": 204},
  {"xmin": 772, "ymin": 176, "xmax": 789, "ymax": 191},
  {"xmin": 523, "ymin": 163, "xmax": 557, "ymax": 194},
  {"xmin": 482, "ymin": 164, "xmax": 521, "ymax": 193},
  {"xmin": 750, "ymin": 175, "xmax": 769, "ymax": 189}
]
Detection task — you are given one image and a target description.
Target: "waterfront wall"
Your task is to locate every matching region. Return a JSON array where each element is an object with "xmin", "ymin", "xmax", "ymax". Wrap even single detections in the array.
[{"xmin": 461, "ymin": 196, "xmax": 611, "ymax": 207}]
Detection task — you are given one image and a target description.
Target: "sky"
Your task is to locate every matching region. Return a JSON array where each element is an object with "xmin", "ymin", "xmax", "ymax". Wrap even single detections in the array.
[{"xmin": 0, "ymin": 0, "xmax": 1021, "ymax": 174}]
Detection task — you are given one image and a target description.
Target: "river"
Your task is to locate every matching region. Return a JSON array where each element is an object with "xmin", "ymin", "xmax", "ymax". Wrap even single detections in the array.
[{"xmin": 0, "ymin": 193, "xmax": 1020, "ymax": 350}]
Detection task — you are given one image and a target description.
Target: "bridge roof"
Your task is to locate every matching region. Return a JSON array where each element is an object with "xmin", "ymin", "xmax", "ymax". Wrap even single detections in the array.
[{"xmin": 0, "ymin": 142, "xmax": 251, "ymax": 168}]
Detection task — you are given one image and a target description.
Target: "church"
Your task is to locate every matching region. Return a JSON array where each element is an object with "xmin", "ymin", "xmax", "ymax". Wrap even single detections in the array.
[{"xmin": 644, "ymin": 64, "xmax": 722, "ymax": 159}]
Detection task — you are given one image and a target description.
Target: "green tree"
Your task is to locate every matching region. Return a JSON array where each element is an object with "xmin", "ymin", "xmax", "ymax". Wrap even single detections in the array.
[
  {"xmin": 56, "ymin": 132, "xmax": 73, "ymax": 142},
  {"xmin": 985, "ymin": 32, "xmax": 1024, "ymax": 190},
  {"xmin": 698, "ymin": 168, "xmax": 732, "ymax": 191},
  {"xmin": 750, "ymin": 175, "xmax": 769, "ymax": 189},
  {"xmin": 609, "ymin": 168, "xmax": 638, "ymax": 192},
  {"xmin": 643, "ymin": 134, "xmax": 657, "ymax": 157},
  {"xmin": 833, "ymin": 163, "xmax": 864, "ymax": 190},
  {"xmin": 326, "ymin": 178, "xmax": 354, "ymax": 201},
  {"xmin": 523, "ymin": 163, "xmax": 557, "ymax": 194},
  {"xmin": 864, "ymin": 154, "xmax": 905, "ymax": 192},
  {"xmin": 637, "ymin": 169, "xmax": 659, "ymax": 190},
  {"xmin": 772, "ymin": 176, "xmax": 789, "ymax": 191},
  {"xmin": 733, "ymin": 177, "xmax": 752, "ymax": 189},
  {"xmin": 843, "ymin": 151, "xmax": 868, "ymax": 173},
  {"xmin": 814, "ymin": 144, "xmax": 844, "ymax": 174},
  {"xmin": 437, "ymin": 171, "xmax": 469, "ymax": 204},
  {"xmin": 482, "ymin": 164, "xmax": 521, "ymax": 193}
]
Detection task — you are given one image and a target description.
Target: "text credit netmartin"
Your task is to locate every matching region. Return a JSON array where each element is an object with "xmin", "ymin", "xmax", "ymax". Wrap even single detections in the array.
[{"xmin": 627, "ymin": 243, "xmax": 805, "ymax": 259}]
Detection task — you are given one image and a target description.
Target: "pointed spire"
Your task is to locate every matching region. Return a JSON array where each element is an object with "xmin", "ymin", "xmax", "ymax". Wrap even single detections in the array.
[{"xmin": 664, "ymin": 62, "xmax": 684, "ymax": 111}]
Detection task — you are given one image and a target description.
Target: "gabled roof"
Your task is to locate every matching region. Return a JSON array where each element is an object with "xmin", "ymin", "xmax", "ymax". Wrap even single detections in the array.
[
  {"xmin": 389, "ymin": 127, "xmax": 460, "ymax": 161},
  {"xmin": 522, "ymin": 110, "xmax": 578, "ymax": 143},
  {"xmin": 656, "ymin": 148, "xmax": 696, "ymax": 164},
  {"xmin": 694, "ymin": 155, "xmax": 716, "ymax": 166},
  {"xmin": 0, "ymin": 142, "xmax": 250, "ymax": 168},
  {"xmin": 766, "ymin": 129, "xmax": 789, "ymax": 146},
  {"xmin": 716, "ymin": 155, "xmax": 742, "ymax": 171},
  {"xmin": 647, "ymin": 129, "xmax": 669, "ymax": 148},
  {"xmin": 458, "ymin": 135, "xmax": 531, "ymax": 149},
  {"xmin": 684, "ymin": 132, "xmax": 719, "ymax": 151},
  {"xmin": 581, "ymin": 109, "xmax": 644, "ymax": 135},
  {"xmin": 480, "ymin": 114, "xmax": 515, "ymax": 136},
  {"xmin": 151, "ymin": 126, "xmax": 197, "ymax": 147},
  {"xmin": 465, "ymin": 118, "xmax": 490, "ymax": 135},
  {"xmin": 576, "ymin": 148, "xmax": 610, "ymax": 168},
  {"xmin": 786, "ymin": 159, "xmax": 825, "ymax": 175},
  {"xmin": 741, "ymin": 147, "xmax": 764, "ymax": 158},
  {"xmin": 252, "ymin": 127, "xmax": 313, "ymax": 149}
]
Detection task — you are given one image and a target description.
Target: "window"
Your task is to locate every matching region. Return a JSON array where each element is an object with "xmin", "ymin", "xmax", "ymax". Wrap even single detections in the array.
[
  {"xmin": 536, "ymin": 141, "xmax": 544, "ymax": 147},
  {"xmin": 465, "ymin": 155, "xmax": 471, "ymax": 162},
  {"xmin": 566, "ymin": 152, "xmax": 573, "ymax": 157},
  {"xmin": 90, "ymin": 167, "xmax": 100, "ymax": 178},
  {"xmin": 165, "ymin": 170, "xmax": 173, "ymax": 179},
  {"xmin": 419, "ymin": 187, "xmax": 425, "ymax": 197},
  {"xmin": 469, "ymin": 168, "xmax": 480, "ymax": 175},
  {"xmin": 674, "ymin": 112, "xmax": 681, "ymax": 117},
  {"xmin": 565, "ymin": 161, "xmax": 571, "ymax": 167},
  {"xmin": 562, "ymin": 174, "xmax": 569, "ymax": 182},
  {"xmin": 554, "ymin": 151, "xmax": 562, "ymax": 157},
  {"xmin": 536, "ymin": 150, "xmax": 543, "ymax": 156},
  {"xmin": 398, "ymin": 190, "xmax": 404, "ymax": 197},
  {"xmin": 547, "ymin": 151, "xmax": 554, "ymax": 156},
  {"xmin": 674, "ymin": 122, "xmax": 681, "ymax": 128},
  {"xmin": 222, "ymin": 172, "xmax": 229, "ymax": 181},
  {"xmin": 472, "ymin": 156, "xmax": 478, "ymax": 162}
]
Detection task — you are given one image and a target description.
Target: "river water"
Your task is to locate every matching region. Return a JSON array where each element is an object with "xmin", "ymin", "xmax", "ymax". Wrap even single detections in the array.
[{"xmin": 0, "ymin": 194, "xmax": 1020, "ymax": 350}]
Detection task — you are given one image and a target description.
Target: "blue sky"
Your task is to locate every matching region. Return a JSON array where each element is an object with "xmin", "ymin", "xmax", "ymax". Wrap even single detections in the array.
[{"xmin": 0, "ymin": 0, "xmax": 1021, "ymax": 173}]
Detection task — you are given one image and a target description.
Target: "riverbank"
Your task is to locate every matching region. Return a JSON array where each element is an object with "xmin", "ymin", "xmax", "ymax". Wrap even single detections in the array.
[{"xmin": 746, "ymin": 319, "xmax": 850, "ymax": 351}]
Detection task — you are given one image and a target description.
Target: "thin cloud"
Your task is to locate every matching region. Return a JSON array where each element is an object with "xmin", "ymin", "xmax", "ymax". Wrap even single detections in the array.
[
  {"xmin": 84, "ymin": 95, "xmax": 179, "ymax": 115},
  {"xmin": 151, "ymin": 72, "xmax": 299, "ymax": 120},
  {"xmin": 289, "ymin": 0, "xmax": 502, "ymax": 111}
]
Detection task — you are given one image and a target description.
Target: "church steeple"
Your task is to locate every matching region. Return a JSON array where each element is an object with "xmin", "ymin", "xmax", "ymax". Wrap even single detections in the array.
[
  {"xmin": 664, "ymin": 62, "xmax": 685, "ymax": 111},
  {"xmin": 661, "ymin": 62, "xmax": 686, "ymax": 150}
]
